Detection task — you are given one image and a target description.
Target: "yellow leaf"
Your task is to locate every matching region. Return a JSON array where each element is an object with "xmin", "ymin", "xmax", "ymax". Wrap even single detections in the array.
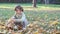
[
  {"xmin": 34, "ymin": 31, "xmax": 39, "ymax": 34},
  {"xmin": 50, "ymin": 20, "xmax": 58, "ymax": 26}
]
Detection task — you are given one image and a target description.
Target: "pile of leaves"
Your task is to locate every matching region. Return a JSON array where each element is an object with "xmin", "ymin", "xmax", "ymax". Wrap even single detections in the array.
[
  {"xmin": 21, "ymin": 21, "xmax": 60, "ymax": 34},
  {"xmin": 0, "ymin": 20, "xmax": 60, "ymax": 34}
]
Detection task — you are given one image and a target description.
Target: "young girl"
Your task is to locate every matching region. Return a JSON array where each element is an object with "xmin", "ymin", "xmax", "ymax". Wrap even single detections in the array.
[{"xmin": 6, "ymin": 5, "xmax": 28, "ymax": 34}]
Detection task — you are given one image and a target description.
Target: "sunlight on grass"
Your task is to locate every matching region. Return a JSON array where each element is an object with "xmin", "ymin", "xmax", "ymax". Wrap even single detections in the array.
[
  {"xmin": 0, "ymin": 6, "xmax": 60, "ymax": 10},
  {"xmin": 0, "ymin": 6, "xmax": 13, "ymax": 8},
  {"xmin": 0, "ymin": 3, "xmax": 60, "ymax": 10}
]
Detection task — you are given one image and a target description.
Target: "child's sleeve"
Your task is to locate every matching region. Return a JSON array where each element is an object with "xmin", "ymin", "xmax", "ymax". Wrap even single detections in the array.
[
  {"xmin": 12, "ymin": 13, "xmax": 29, "ymax": 27},
  {"xmin": 10, "ymin": 15, "xmax": 22, "ymax": 22},
  {"xmin": 11, "ymin": 13, "xmax": 28, "ymax": 27},
  {"xmin": 21, "ymin": 13, "xmax": 29, "ymax": 28}
]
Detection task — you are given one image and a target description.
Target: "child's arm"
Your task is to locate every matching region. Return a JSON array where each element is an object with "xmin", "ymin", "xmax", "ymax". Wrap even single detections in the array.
[
  {"xmin": 14, "ymin": 16, "xmax": 28, "ymax": 27},
  {"xmin": 8, "ymin": 13, "xmax": 28, "ymax": 27},
  {"xmin": 13, "ymin": 13, "xmax": 28, "ymax": 27}
]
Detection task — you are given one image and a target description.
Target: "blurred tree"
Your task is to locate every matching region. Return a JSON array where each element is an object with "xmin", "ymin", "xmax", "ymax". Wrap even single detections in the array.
[
  {"xmin": 44, "ymin": 0, "xmax": 49, "ymax": 4},
  {"xmin": 41, "ymin": 0, "xmax": 45, "ymax": 4},
  {"xmin": 0, "ymin": 0, "xmax": 60, "ymax": 4},
  {"xmin": 33, "ymin": 0, "xmax": 37, "ymax": 7},
  {"xmin": 8, "ymin": 0, "xmax": 11, "ymax": 2}
]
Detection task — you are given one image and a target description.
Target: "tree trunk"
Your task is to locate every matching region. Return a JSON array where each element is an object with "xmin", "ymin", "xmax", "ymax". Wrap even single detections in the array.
[
  {"xmin": 33, "ymin": 0, "xmax": 37, "ymax": 7},
  {"xmin": 8, "ymin": 0, "xmax": 11, "ymax": 2},
  {"xmin": 44, "ymin": 0, "xmax": 49, "ymax": 4}
]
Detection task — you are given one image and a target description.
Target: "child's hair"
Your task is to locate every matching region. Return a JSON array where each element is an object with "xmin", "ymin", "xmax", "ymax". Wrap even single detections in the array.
[{"xmin": 15, "ymin": 5, "xmax": 23, "ymax": 12}]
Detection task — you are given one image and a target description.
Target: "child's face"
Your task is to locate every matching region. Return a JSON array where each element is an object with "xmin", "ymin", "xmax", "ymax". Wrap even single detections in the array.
[{"xmin": 15, "ymin": 9, "xmax": 22, "ymax": 14}]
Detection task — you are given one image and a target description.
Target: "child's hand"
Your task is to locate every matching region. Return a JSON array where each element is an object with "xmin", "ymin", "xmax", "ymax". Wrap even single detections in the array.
[
  {"xmin": 11, "ymin": 19, "xmax": 15, "ymax": 22},
  {"xmin": 11, "ymin": 19, "xmax": 16, "ymax": 23},
  {"xmin": 8, "ymin": 18, "xmax": 15, "ymax": 23}
]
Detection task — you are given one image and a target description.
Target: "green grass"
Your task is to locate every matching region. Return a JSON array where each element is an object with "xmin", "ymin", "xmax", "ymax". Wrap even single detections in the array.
[
  {"xmin": 0, "ymin": 8, "xmax": 60, "ymax": 31},
  {"xmin": 0, "ymin": 3, "xmax": 60, "ymax": 8},
  {"xmin": 0, "ymin": 3, "xmax": 60, "ymax": 23},
  {"xmin": 0, "ymin": 3, "xmax": 60, "ymax": 11},
  {"xmin": 0, "ymin": 8, "xmax": 60, "ymax": 23}
]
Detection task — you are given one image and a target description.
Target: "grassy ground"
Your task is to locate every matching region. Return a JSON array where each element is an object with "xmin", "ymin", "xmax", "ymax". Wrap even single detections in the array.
[
  {"xmin": 0, "ymin": 3, "xmax": 60, "ymax": 34},
  {"xmin": 0, "ymin": 3, "xmax": 60, "ymax": 10},
  {"xmin": 0, "ymin": 3, "xmax": 60, "ymax": 21}
]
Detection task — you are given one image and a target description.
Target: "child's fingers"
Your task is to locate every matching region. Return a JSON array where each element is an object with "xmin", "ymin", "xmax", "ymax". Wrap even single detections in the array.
[{"xmin": 8, "ymin": 19, "xmax": 15, "ymax": 23}]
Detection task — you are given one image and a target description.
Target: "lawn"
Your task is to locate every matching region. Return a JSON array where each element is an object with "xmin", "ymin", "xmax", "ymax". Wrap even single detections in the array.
[
  {"xmin": 0, "ymin": 3, "xmax": 60, "ymax": 34},
  {"xmin": 0, "ymin": 3, "xmax": 60, "ymax": 10}
]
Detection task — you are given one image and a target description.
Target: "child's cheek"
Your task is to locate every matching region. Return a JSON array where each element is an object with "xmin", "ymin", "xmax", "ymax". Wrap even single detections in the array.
[{"xmin": 16, "ymin": 11, "xmax": 20, "ymax": 14}]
